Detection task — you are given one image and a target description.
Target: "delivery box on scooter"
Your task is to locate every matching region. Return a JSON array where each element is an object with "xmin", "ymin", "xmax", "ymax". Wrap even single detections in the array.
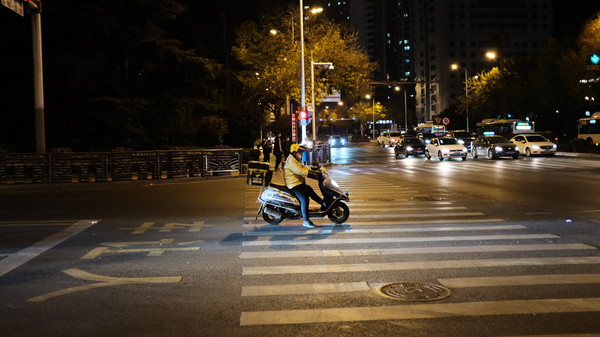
[{"xmin": 246, "ymin": 161, "xmax": 272, "ymax": 186}]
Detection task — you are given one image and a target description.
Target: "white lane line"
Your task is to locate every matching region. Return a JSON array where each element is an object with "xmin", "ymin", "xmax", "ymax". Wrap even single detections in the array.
[
  {"xmin": 241, "ymin": 218, "xmax": 505, "ymax": 227},
  {"xmin": 242, "ymin": 282, "xmax": 371, "ymax": 296},
  {"xmin": 242, "ymin": 256, "xmax": 600, "ymax": 275},
  {"xmin": 0, "ymin": 220, "xmax": 99, "ymax": 277},
  {"xmin": 439, "ymin": 273, "xmax": 600, "ymax": 288},
  {"xmin": 350, "ymin": 206, "xmax": 466, "ymax": 212},
  {"xmin": 335, "ymin": 212, "xmax": 485, "ymax": 219},
  {"xmin": 242, "ymin": 233, "xmax": 559, "ymax": 246},
  {"xmin": 241, "ymin": 273, "xmax": 600, "ymax": 297},
  {"xmin": 242, "ymin": 224, "xmax": 528, "ymax": 236},
  {"xmin": 239, "ymin": 243, "xmax": 596, "ymax": 259},
  {"xmin": 0, "ymin": 220, "xmax": 81, "ymax": 226},
  {"xmin": 240, "ymin": 297, "xmax": 600, "ymax": 326}
]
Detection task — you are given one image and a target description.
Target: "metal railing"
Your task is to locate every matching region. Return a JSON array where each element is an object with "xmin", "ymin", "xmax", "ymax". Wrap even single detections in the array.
[{"xmin": 0, "ymin": 149, "xmax": 242, "ymax": 184}]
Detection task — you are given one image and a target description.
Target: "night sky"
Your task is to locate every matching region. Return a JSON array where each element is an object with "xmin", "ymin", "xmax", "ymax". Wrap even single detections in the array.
[{"xmin": 1, "ymin": 0, "xmax": 599, "ymax": 150}]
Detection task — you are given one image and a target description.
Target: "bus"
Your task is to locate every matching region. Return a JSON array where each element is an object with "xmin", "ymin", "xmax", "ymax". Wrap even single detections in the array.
[
  {"xmin": 578, "ymin": 112, "xmax": 600, "ymax": 144},
  {"xmin": 414, "ymin": 122, "xmax": 446, "ymax": 136},
  {"xmin": 475, "ymin": 118, "xmax": 535, "ymax": 138}
]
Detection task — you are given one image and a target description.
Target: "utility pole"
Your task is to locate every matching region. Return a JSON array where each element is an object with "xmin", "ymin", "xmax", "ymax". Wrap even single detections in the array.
[{"xmin": 30, "ymin": 1, "xmax": 45, "ymax": 153}]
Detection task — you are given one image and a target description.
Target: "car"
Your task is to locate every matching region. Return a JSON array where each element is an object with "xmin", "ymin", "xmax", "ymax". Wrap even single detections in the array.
[
  {"xmin": 417, "ymin": 132, "xmax": 437, "ymax": 145},
  {"xmin": 425, "ymin": 137, "xmax": 468, "ymax": 161},
  {"xmin": 510, "ymin": 134, "xmax": 557, "ymax": 157},
  {"xmin": 328, "ymin": 135, "xmax": 345, "ymax": 147},
  {"xmin": 394, "ymin": 137, "xmax": 426, "ymax": 157},
  {"xmin": 377, "ymin": 131, "xmax": 403, "ymax": 147},
  {"xmin": 446, "ymin": 130, "xmax": 476, "ymax": 151},
  {"xmin": 472, "ymin": 135, "xmax": 519, "ymax": 159}
]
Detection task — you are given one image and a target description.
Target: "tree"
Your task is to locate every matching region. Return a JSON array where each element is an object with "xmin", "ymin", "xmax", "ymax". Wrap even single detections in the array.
[
  {"xmin": 232, "ymin": 6, "xmax": 376, "ymax": 123},
  {"xmin": 348, "ymin": 101, "xmax": 386, "ymax": 136},
  {"xmin": 37, "ymin": 0, "xmax": 261, "ymax": 150}
]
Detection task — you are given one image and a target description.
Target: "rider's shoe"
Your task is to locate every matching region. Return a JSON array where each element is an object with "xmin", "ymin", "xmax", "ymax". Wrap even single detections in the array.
[{"xmin": 303, "ymin": 220, "xmax": 317, "ymax": 228}]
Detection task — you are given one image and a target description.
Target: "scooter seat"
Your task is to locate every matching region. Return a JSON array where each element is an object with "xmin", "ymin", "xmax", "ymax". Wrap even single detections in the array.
[{"xmin": 269, "ymin": 183, "xmax": 292, "ymax": 194}]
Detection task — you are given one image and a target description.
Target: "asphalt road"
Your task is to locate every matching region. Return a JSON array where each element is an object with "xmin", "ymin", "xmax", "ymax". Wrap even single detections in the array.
[{"xmin": 1, "ymin": 142, "xmax": 600, "ymax": 337}]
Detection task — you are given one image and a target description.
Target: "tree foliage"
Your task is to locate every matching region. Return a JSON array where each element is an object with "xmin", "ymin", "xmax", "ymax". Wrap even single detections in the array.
[
  {"xmin": 454, "ymin": 11, "xmax": 600, "ymax": 136},
  {"xmin": 28, "ymin": 0, "xmax": 262, "ymax": 151},
  {"xmin": 232, "ymin": 6, "xmax": 376, "ymax": 122}
]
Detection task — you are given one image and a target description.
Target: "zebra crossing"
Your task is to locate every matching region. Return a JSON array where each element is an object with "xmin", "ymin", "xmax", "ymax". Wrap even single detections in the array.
[
  {"xmin": 240, "ymin": 169, "xmax": 600, "ymax": 328},
  {"xmin": 334, "ymin": 156, "xmax": 600, "ymax": 176}
]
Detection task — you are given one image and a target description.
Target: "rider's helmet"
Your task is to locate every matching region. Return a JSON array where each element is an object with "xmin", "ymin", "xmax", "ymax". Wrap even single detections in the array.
[{"xmin": 290, "ymin": 144, "xmax": 307, "ymax": 153}]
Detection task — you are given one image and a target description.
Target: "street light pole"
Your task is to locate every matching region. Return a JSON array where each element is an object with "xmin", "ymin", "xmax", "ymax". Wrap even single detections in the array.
[
  {"xmin": 310, "ymin": 60, "xmax": 333, "ymax": 142},
  {"xmin": 451, "ymin": 63, "xmax": 469, "ymax": 132},
  {"xmin": 404, "ymin": 89, "xmax": 408, "ymax": 131},
  {"xmin": 299, "ymin": 0, "xmax": 306, "ymax": 143},
  {"xmin": 464, "ymin": 67, "xmax": 469, "ymax": 132},
  {"xmin": 366, "ymin": 95, "xmax": 375, "ymax": 140}
]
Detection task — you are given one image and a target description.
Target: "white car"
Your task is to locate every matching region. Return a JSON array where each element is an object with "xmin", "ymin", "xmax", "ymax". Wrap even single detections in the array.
[
  {"xmin": 377, "ymin": 131, "xmax": 403, "ymax": 147},
  {"xmin": 425, "ymin": 137, "xmax": 468, "ymax": 161},
  {"xmin": 510, "ymin": 134, "xmax": 557, "ymax": 157}
]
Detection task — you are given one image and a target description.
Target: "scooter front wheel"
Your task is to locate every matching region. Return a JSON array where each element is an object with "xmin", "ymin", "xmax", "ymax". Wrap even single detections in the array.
[
  {"xmin": 262, "ymin": 208, "xmax": 283, "ymax": 225},
  {"xmin": 327, "ymin": 202, "xmax": 350, "ymax": 224}
]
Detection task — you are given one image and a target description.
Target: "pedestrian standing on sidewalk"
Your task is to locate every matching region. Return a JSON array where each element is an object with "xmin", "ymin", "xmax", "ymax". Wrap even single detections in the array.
[
  {"xmin": 273, "ymin": 132, "xmax": 284, "ymax": 171},
  {"xmin": 262, "ymin": 138, "xmax": 272, "ymax": 164}
]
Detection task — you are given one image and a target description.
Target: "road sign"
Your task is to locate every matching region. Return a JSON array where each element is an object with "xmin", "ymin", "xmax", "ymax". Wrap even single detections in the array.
[
  {"xmin": 2, "ymin": 0, "xmax": 24, "ymax": 16},
  {"xmin": 442, "ymin": 117, "xmax": 450, "ymax": 125},
  {"xmin": 434, "ymin": 117, "xmax": 441, "ymax": 124}
]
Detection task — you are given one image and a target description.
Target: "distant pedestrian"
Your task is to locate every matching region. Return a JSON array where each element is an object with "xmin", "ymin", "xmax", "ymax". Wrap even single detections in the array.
[
  {"xmin": 262, "ymin": 138, "xmax": 272, "ymax": 164},
  {"xmin": 282, "ymin": 136, "xmax": 290, "ymax": 168},
  {"xmin": 273, "ymin": 132, "xmax": 284, "ymax": 171}
]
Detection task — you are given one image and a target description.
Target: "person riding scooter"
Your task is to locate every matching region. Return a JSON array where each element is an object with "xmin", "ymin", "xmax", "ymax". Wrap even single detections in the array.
[{"xmin": 284, "ymin": 144, "xmax": 324, "ymax": 228}]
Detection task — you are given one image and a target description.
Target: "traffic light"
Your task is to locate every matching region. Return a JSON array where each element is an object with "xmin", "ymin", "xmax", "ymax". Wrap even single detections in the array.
[
  {"xmin": 298, "ymin": 110, "xmax": 309, "ymax": 126},
  {"xmin": 589, "ymin": 54, "xmax": 600, "ymax": 65}
]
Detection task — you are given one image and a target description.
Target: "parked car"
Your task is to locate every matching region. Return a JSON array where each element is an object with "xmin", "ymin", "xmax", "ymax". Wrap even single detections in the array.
[
  {"xmin": 394, "ymin": 137, "xmax": 426, "ymax": 158},
  {"xmin": 425, "ymin": 137, "xmax": 468, "ymax": 161},
  {"xmin": 328, "ymin": 135, "xmax": 345, "ymax": 147},
  {"xmin": 417, "ymin": 132, "xmax": 437, "ymax": 145},
  {"xmin": 377, "ymin": 131, "xmax": 403, "ymax": 147},
  {"xmin": 472, "ymin": 135, "xmax": 519, "ymax": 159},
  {"xmin": 446, "ymin": 130, "xmax": 476, "ymax": 151},
  {"xmin": 510, "ymin": 134, "xmax": 557, "ymax": 157}
]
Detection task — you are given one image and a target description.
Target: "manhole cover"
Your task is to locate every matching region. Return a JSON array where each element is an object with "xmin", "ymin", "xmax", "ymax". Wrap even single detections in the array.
[
  {"xmin": 377, "ymin": 282, "xmax": 451, "ymax": 301},
  {"xmin": 411, "ymin": 196, "xmax": 445, "ymax": 201}
]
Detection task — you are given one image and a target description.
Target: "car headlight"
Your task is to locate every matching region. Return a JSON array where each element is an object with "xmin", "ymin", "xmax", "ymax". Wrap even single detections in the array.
[
  {"xmin": 341, "ymin": 139, "xmax": 346, "ymax": 145},
  {"xmin": 495, "ymin": 146, "xmax": 503, "ymax": 152},
  {"xmin": 462, "ymin": 147, "xmax": 468, "ymax": 152},
  {"xmin": 532, "ymin": 145, "xmax": 540, "ymax": 150},
  {"xmin": 552, "ymin": 144, "xmax": 557, "ymax": 149},
  {"xmin": 406, "ymin": 146, "xmax": 413, "ymax": 151},
  {"xmin": 458, "ymin": 139, "xmax": 464, "ymax": 144},
  {"xmin": 442, "ymin": 148, "xmax": 450, "ymax": 153}
]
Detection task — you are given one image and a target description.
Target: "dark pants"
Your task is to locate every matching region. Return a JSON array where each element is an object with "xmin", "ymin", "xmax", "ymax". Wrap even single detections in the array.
[
  {"xmin": 274, "ymin": 152, "xmax": 283, "ymax": 169},
  {"xmin": 291, "ymin": 184, "xmax": 323, "ymax": 221}
]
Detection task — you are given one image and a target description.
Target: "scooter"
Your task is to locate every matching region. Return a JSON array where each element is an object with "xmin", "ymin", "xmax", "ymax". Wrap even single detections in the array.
[{"xmin": 257, "ymin": 165, "xmax": 350, "ymax": 225}]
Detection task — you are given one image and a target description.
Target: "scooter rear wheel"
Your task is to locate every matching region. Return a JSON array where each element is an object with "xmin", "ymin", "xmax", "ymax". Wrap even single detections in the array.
[
  {"xmin": 262, "ymin": 208, "xmax": 283, "ymax": 225},
  {"xmin": 327, "ymin": 202, "xmax": 350, "ymax": 224}
]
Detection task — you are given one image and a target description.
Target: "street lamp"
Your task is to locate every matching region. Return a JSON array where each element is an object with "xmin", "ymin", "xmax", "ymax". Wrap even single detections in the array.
[
  {"xmin": 451, "ymin": 63, "xmax": 469, "ymax": 132},
  {"xmin": 366, "ymin": 94, "xmax": 375, "ymax": 140},
  {"xmin": 310, "ymin": 60, "xmax": 333, "ymax": 142},
  {"xmin": 298, "ymin": 1, "xmax": 323, "ymax": 144},
  {"xmin": 486, "ymin": 51, "xmax": 497, "ymax": 61},
  {"xmin": 395, "ymin": 86, "xmax": 408, "ymax": 132}
]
